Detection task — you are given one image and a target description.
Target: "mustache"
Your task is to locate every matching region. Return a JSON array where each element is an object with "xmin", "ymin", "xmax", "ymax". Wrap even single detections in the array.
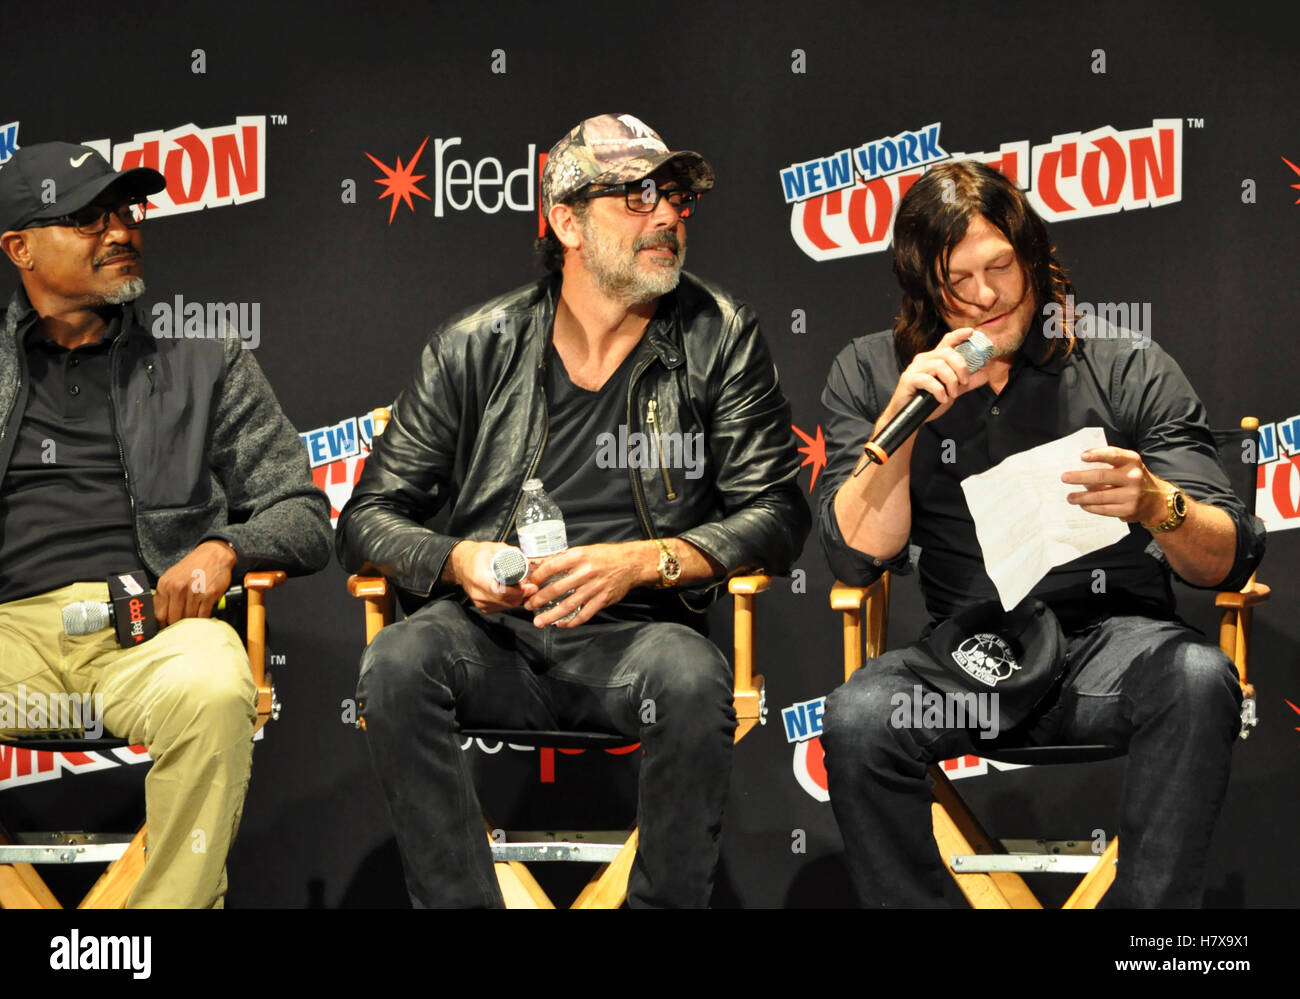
[
  {"xmin": 94, "ymin": 248, "xmax": 142, "ymax": 267},
  {"xmin": 634, "ymin": 232, "xmax": 680, "ymax": 254}
]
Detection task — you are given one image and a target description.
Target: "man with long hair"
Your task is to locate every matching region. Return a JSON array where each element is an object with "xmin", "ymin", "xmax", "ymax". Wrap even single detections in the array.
[{"xmin": 818, "ymin": 160, "xmax": 1265, "ymax": 906}]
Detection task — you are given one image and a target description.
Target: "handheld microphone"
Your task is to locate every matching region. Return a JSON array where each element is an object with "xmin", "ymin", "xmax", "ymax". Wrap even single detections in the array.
[
  {"xmin": 491, "ymin": 547, "xmax": 529, "ymax": 586},
  {"xmin": 861, "ymin": 331, "xmax": 995, "ymax": 466},
  {"xmin": 62, "ymin": 585, "xmax": 244, "ymax": 637}
]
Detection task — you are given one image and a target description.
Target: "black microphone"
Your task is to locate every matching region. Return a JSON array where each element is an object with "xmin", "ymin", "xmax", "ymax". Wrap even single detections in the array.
[
  {"xmin": 861, "ymin": 331, "xmax": 995, "ymax": 466},
  {"xmin": 62, "ymin": 585, "xmax": 245, "ymax": 637}
]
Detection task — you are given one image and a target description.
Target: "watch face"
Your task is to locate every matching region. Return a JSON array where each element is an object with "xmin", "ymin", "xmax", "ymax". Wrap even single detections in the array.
[{"xmin": 1173, "ymin": 489, "xmax": 1188, "ymax": 517}]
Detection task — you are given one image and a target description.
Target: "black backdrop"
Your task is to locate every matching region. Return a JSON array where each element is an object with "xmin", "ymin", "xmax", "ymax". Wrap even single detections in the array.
[{"xmin": 2, "ymin": 0, "xmax": 1297, "ymax": 909}]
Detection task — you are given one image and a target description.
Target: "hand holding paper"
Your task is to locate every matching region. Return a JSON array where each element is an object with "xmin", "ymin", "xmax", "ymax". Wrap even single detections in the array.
[{"xmin": 960, "ymin": 427, "xmax": 1129, "ymax": 610}]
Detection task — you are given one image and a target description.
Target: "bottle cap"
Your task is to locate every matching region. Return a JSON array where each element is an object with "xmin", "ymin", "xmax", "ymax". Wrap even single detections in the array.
[{"xmin": 522, "ymin": 478, "xmax": 542, "ymax": 490}]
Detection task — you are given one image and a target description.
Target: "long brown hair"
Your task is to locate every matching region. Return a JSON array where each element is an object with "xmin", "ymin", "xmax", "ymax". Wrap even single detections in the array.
[{"xmin": 890, "ymin": 160, "xmax": 1075, "ymax": 368}]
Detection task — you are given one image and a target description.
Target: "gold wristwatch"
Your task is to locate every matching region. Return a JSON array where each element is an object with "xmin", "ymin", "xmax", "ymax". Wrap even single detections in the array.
[
  {"xmin": 654, "ymin": 538, "xmax": 682, "ymax": 588},
  {"xmin": 1149, "ymin": 484, "xmax": 1189, "ymax": 534}
]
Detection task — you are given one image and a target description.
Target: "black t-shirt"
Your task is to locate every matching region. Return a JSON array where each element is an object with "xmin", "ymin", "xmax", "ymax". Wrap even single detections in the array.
[
  {"xmin": 0, "ymin": 314, "xmax": 141, "ymax": 604},
  {"xmin": 529, "ymin": 344, "xmax": 688, "ymax": 624}
]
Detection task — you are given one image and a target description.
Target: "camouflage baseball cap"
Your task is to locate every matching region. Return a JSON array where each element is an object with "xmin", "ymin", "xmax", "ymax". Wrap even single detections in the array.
[{"xmin": 541, "ymin": 114, "xmax": 715, "ymax": 216}]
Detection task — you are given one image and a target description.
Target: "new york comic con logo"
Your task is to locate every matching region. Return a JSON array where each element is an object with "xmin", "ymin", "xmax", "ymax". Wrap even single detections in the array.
[
  {"xmin": 0, "ymin": 117, "xmax": 266, "ymax": 215},
  {"xmin": 1253, "ymin": 414, "xmax": 1300, "ymax": 534},
  {"xmin": 779, "ymin": 695, "xmax": 1027, "ymax": 802},
  {"xmin": 779, "ymin": 119, "xmax": 1182, "ymax": 261}
]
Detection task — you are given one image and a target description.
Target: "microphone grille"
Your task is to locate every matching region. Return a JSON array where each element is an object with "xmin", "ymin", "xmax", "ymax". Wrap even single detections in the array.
[
  {"xmin": 956, "ymin": 331, "xmax": 995, "ymax": 371},
  {"xmin": 62, "ymin": 601, "xmax": 110, "ymax": 635},
  {"xmin": 491, "ymin": 547, "xmax": 529, "ymax": 586}
]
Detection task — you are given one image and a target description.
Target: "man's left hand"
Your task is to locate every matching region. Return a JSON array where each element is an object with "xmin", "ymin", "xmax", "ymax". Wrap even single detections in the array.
[
  {"xmin": 524, "ymin": 541, "xmax": 656, "ymax": 628},
  {"xmin": 1061, "ymin": 446, "xmax": 1167, "ymax": 526},
  {"xmin": 155, "ymin": 540, "xmax": 238, "ymax": 628}
]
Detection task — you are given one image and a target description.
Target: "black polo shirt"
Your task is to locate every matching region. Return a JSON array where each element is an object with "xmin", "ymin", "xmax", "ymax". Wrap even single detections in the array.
[
  {"xmin": 818, "ymin": 320, "xmax": 1266, "ymax": 633},
  {"xmin": 0, "ymin": 308, "xmax": 140, "ymax": 604}
]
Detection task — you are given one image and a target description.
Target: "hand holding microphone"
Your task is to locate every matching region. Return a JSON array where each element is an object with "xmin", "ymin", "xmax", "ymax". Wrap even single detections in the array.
[
  {"xmin": 858, "ymin": 329, "xmax": 995, "ymax": 469},
  {"xmin": 446, "ymin": 540, "xmax": 537, "ymax": 614}
]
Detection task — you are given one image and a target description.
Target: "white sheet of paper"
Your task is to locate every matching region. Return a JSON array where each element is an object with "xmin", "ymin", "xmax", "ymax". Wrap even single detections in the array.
[{"xmin": 960, "ymin": 427, "xmax": 1129, "ymax": 611}]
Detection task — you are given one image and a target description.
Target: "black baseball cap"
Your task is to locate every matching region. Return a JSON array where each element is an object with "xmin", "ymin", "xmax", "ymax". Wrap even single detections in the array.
[
  {"xmin": 0, "ymin": 142, "xmax": 166, "ymax": 233},
  {"xmin": 904, "ymin": 597, "xmax": 1067, "ymax": 729}
]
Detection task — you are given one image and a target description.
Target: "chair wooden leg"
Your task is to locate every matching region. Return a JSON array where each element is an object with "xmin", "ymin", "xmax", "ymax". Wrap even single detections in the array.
[
  {"xmin": 930, "ymin": 766, "xmax": 1042, "ymax": 909},
  {"xmin": 0, "ymin": 864, "xmax": 55, "ymax": 908},
  {"xmin": 1063, "ymin": 835, "xmax": 1118, "ymax": 909},
  {"xmin": 571, "ymin": 828, "xmax": 638, "ymax": 910},
  {"xmin": 78, "ymin": 824, "xmax": 148, "ymax": 909},
  {"xmin": 495, "ymin": 861, "xmax": 556, "ymax": 909},
  {"xmin": 0, "ymin": 824, "xmax": 63, "ymax": 909}
]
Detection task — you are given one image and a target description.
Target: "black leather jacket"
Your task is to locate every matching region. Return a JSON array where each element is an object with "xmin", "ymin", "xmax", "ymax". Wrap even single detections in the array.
[{"xmin": 336, "ymin": 272, "xmax": 810, "ymax": 608}]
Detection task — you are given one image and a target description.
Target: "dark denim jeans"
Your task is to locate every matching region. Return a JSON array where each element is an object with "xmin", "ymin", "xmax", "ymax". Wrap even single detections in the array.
[
  {"xmin": 822, "ymin": 615, "xmax": 1242, "ymax": 908},
  {"xmin": 356, "ymin": 598, "xmax": 736, "ymax": 908}
]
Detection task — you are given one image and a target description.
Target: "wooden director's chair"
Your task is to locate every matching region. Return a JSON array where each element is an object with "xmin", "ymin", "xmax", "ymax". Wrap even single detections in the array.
[
  {"xmin": 830, "ymin": 418, "xmax": 1269, "ymax": 908},
  {"xmin": 349, "ymin": 571, "xmax": 770, "ymax": 909},
  {"xmin": 348, "ymin": 405, "xmax": 770, "ymax": 908},
  {"xmin": 0, "ymin": 572, "xmax": 287, "ymax": 909}
]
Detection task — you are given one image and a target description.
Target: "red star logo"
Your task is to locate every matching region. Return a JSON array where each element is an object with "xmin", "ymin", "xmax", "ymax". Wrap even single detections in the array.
[
  {"xmin": 792, "ymin": 423, "xmax": 827, "ymax": 492},
  {"xmin": 1286, "ymin": 698, "xmax": 1300, "ymax": 732},
  {"xmin": 366, "ymin": 137, "xmax": 432, "ymax": 224},
  {"xmin": 1284, "ymin": 156, "xmax": 1300, "ymax": 205}
]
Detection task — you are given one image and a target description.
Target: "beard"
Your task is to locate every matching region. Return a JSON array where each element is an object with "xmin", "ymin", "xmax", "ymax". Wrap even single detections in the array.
[
  {"xmin": 579, "ymin": 216, "xmax": 685, "ymax": 306},
  {"xmin": 98, "ymin": 276, "xmax": 146, "ymax": 305}
]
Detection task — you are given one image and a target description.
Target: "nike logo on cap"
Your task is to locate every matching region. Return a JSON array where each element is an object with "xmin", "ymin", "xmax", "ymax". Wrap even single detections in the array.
[{"xmin": 69, "ymin": 152, "xmax": 93, "ymax": 167}]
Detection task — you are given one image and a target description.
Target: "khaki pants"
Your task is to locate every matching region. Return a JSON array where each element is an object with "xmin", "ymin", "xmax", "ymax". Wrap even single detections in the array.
[{"xmin": 0, "ymin": 582, "xmax": 257, "ymax": 908}]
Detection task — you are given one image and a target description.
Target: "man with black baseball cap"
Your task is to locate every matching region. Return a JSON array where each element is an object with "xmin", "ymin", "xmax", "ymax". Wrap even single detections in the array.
[
  {"xmin": 0, "ymin": 142, "xmax": 331, "ymax": 907},
  {"xmin": 338, "ymin": 113, "xmax": 809, "ymax": 907}
]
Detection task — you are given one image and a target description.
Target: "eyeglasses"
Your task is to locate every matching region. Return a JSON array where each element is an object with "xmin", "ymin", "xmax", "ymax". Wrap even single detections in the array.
[
  {"xmin": 24, "ymin": 201, "xmax": 147, "ymax": 236},
  {"xmin": 571, "ymin": 183, "xmax": 700, "ymax": 219}
]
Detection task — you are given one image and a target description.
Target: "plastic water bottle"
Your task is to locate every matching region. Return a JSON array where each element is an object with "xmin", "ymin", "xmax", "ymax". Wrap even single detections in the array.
[{"xmin": 515, "ymin": 479, "xmax": 577, "ymax": 622}]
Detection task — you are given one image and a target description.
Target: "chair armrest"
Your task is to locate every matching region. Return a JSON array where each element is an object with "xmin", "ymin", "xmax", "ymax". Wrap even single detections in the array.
[
  {"xmin": 830, "ymin": 578, "xmax": 886, "ymax": 611},
  {"xmin": 728, "ymin": 574, "xmax": 771, "ymax": 596},
  {"xmin": 244, "ymin": 570, "xmax": 287, "ymax": 591},
  {"xmin": 830, "ymin": 576, "xmax": 891, "ymax": 681},
  {"xmin": 348, "ymin": 574, "xmax": 394, "ymax": 645},
  {"xmin": 1214, "ymin": 581, "xmax": 1271, "ymax": 609},
  {"xmin": 729, "ymin": 574, "xmax": 771, "ymax": 743},
  {"xmin": 242, "ymin": 571, "xmax": 287, "ymax": 726}
]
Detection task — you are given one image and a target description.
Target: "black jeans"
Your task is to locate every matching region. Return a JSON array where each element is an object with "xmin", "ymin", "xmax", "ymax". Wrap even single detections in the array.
[
  {"xmin": 822, "ymin": 615, "xmax": 1242, "ymax": 907},
  {"xmin": 357, "ymin": 599, "xmax": 736, "ymax": 908}
]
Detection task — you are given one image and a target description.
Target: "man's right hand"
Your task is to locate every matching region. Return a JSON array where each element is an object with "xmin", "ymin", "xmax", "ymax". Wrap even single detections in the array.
[
  {"xmin": 879, "ymin": 327, "xmax": 992, "ymax": 430},
  {"xmin": 443, "ymin": 539, "xmax": 538, "ymax": 614}
]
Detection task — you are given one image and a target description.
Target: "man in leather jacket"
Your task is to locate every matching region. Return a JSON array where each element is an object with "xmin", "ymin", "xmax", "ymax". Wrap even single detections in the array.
[
  {"xmin": 0, "ymin": 143, "xmax": 331, "ymax": 907},
  {"xmin": 337, "ymin": 114, "xmax": 809, "ymax": 908}
]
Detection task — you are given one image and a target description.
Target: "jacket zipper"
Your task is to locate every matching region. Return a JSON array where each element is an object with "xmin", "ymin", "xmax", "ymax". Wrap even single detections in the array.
[
  {"xmin": 645, "ymin": 398, "xmax": 677, "ymax": 500},
  {"xmin": 108, "ymin": 335, "xmax": 148, "ymax": 568},
  {"xmin": 627, "ymin": 355, "xmax": 658, "ymax": 539}
]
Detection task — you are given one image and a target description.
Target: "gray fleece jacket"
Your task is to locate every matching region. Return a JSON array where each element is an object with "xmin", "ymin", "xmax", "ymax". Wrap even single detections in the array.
[{"xmin": 0, "ymin": 291, "xmax": 331, "ymax": 582}]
